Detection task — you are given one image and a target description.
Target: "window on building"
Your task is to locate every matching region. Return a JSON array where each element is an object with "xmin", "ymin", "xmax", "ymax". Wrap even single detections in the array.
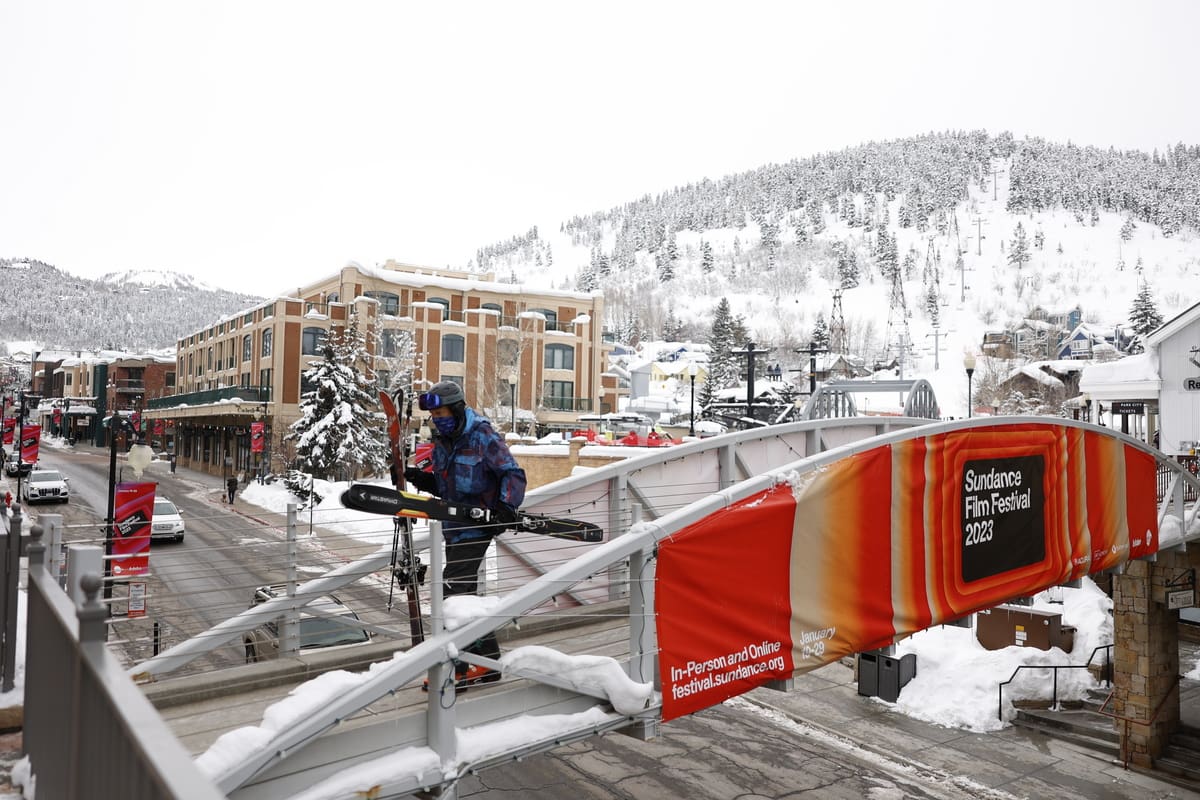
[
  {"xmin": 165, "ymin": 371, "xmax": 175, "ymax": 388},
  {"xmin": 442, "ymin": 375, "xmax": 464, "ymax": 391},
  {"xmin": 259, "ymin": 369, "xmax": 272, "ymax": 392},
  {"xmin": 262, "ymin": 303, "xmax": 275, "ymax": 318},
  {"xmin": 302, "ymin": 326, "xmax": 325, "ymax": 355},
  {"xmin": 481, "ymin": 302, "xmax": 502, "ymax": 314},
  {"xmin": 426, "ymin": 296, "xmax": 452, "ymax": 321},
  {"xmin": 381, "ymin": 330, "xmax": 397, "ymax": 358},
  {"xmin": 442, "ymin": 334, "xmax": 465, "ymax": 362},
  {"xmin": 531, "ymin": 308, "xmax": 558, "ymax": 330},
  {"xmin": 244, "ymin": 312, "xmax": 254, "ymax": 325},
  {"xmin": 241, "ymin": 373, "xmax": 251, "ymax": 388},
  {"xmin": 545, "ymin": 343, "xmax": 575, "ymax": 370},
  {"xmin": 242, "ymin": 335, "xmax": 252, "ymax": 362},
  {"xmin": 365, "ymin": 291, "xmax": 400, "ymax": 316},
  {"xmin": 327, "ymin": 292, "xmax": 339, "ymax": 303},
  {"xmin": 65, "ymin": 373, "xmax": 73, "ymax": 387},
  {"xmin": 543, "ymin": 380, "xmax": 575, "ymax": 411},
  {"xmin": 377, "ymin": 370, "xmax": 390, "ymax": 390},
  {"xmin": 262, "ymin": 329, "xmax": 273, "ymax": 357},
  {"xmin": 207, "ymin": 347, "xmax": 213, "ymax": 371}
]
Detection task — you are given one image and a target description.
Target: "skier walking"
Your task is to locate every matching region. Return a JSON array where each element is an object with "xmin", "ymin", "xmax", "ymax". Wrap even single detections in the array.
[
  {"xmin": 405, "ymin": 381, "xmax": 526, "ymax": 689},
  {"xmin": 225, "ymin": 475, "xmax": 238, "ymax": 504}
]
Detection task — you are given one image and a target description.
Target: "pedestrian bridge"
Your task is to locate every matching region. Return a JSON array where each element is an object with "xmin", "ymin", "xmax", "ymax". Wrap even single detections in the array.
[{"xmin": 23, "ymin": 416, "xmax": 1200, "ymax": 799}]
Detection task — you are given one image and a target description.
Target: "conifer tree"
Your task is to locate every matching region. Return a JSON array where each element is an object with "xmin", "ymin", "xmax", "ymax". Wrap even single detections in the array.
[
  {"xmin": 698, "ymin": 298, "xmax": 737, "ymax": 413},
  {"xmin": 811, "ymin": 313, "xmax": 830, "ymax": 350},
  {"xmin": 1008, "ymin": 222, "xmax": 1030, "ymax": 271},
  {"xmin": 700, "ymin": 240, "xmax": 715, "ymax": 273},
  {"xmin": 285, "ymin": 314, "xmax": 387, "ymax": 498},
  {"xmin": 1128, "ymin": 282, "xmax": 1164, "ymax": 353}
]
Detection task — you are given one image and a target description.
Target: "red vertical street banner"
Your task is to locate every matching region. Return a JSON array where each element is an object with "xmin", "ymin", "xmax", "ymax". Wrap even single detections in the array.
[
  {"xmin": 131, "ymin": 411, "xmax": 141, "ymax": 431},
  {"xmin": 20, "ymin": 425, "xmax": 41, "ymax": 464},
  {"xmin": 112, "ymin": 481, "xmax": 155, "ymax": 577},
  {"xmin": 656, "ymin": 422, "xmax": 1160, "ymax": 721},
  {"xmin": 1, "ymin": 418, "xmax": 13, "ymax": 446},
  {"xmin": 153, "ymin": 419, "xmax": 165, "ymax": 437},
  {"xmin": 250, "ymin": 421, "xmax": 265, "ymax": 453}
]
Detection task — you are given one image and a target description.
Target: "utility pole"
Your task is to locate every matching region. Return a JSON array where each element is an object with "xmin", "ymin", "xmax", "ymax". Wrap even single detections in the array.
[
  {"xmin": 925, "ymin": 324, "xmax": 955, "ymax": 371},
  {"xmin": 989, "ymin": 166, "xmax": 1005, "ymax": 201},
  {"xmin": 972, "ymin": 217, "xmax": 988, "ymax": 256},
  {"xmin": 793, "ymin": 341, "xmax": 830, "ymax": 394},
  {"xmin": 731, "ymin": 341, "xmax": 769, "ymax": 422}
]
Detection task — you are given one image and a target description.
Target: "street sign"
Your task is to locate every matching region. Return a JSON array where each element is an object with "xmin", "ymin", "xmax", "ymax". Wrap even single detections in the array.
[
  {"xmin": 1168, "ymin": 589, "xmax": 1194, "ymax": 610},
  {"xmin": 1111, "ymin": 401, "xmax": 1144, "ymax": 414}
]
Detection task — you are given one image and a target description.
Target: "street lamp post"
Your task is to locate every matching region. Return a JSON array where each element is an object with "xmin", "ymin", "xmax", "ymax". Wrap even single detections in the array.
[
  {"xmin": 963, "ymin": 353, "xmax": 977, "ymax": 419},
  {"xmin": 688, "ymin": 362, "xmax": 698, "ymax": 437},
  {"xmin": 104, "ymin": 414, "xmax": 154, "ymax": 612},
  {"xmin": 507, "ymin": 373, "xmax": 518, "ymax": 434}
]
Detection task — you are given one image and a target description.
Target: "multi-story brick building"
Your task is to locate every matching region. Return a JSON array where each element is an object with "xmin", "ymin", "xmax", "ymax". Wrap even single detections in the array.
[{"xmin": 148, "ymin": 260, "xmax": 617, "ymax": 478}]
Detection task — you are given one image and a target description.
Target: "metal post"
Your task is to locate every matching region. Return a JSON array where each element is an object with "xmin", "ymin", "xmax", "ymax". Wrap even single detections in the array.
[
  {"xmin": 689, "ymin": 373, "xmax": 696, "ymax": 437},
  {"xmin": 426, "ymin": 519, "xmax": 456, "ymax": 771},
  {"xmin": 39, "ymin": 513, "xmax": 63, "ymax": 587},
  {"xmin": 103, "ymin": 417, "xmax": 122, "ymax": 610},
  {"xmin": 1, "ymin": 505, "xmax": 21, "ymax": 691},
  {"xmin": 282, "ymin": 504, "xmax": 299, "ymax": 654}
]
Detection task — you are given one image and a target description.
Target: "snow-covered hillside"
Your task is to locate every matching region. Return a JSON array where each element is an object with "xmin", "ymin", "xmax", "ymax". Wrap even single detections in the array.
[{"xmin": 473, "ymin": 151, "xmax": 1200, "ymax": 419}]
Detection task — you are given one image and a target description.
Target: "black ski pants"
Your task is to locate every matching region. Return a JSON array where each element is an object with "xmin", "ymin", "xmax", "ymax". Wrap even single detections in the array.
[{"xmin": 443, "ymin": 535, "xmax": 500, "ymax": 669}]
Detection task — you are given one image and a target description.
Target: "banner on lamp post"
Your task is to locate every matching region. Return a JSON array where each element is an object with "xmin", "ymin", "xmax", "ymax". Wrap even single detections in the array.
[
  {"xmin": 112, "ymin": 481, "xmax": 155, "ymax": 578},
  {"xmin": 251, "ymin": 421, "xmax": 265, "ymax": 453},
  {"xmin": 153, "ymin": 419, "xmax": 164, "ymax": 436},
  {"xmin": 1, "ymin": 418, "xmax": 13, "ymax": 446},
  {"xmin": 20, "ymin": 425, "xmax": 41, "ymax": 464}
]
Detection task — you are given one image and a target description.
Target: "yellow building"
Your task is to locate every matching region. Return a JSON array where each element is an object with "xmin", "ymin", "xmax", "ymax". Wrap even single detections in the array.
[{"xmin": 148, "ymin": 261, "xmax": 613, "ymax": 478}]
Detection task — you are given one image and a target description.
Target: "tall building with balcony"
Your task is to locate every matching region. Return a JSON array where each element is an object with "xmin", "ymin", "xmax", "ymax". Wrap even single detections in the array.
[{"xmin": 148, "ymin": 260, "xmax": 612, "ymax": 478}]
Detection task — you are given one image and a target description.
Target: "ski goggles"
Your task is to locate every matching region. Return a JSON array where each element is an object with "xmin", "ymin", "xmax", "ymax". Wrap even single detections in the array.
[{"xmin": 418, "ymin": 392, "xmax": 449, "ymax": 411}]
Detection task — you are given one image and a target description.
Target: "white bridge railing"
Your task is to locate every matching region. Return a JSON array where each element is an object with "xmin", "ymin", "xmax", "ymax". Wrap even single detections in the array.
[{"xmin": 22, "ymin": 417, "xmax": 1200, "ymax": 799}]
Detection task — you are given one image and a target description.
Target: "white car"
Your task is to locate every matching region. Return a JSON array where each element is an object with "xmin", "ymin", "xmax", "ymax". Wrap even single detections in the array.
[
  {"xmin": 151, "ymin": 497, "xmax": 186, "ymax": 543},
  {"xmin": 22, "ymin": 469, "xmax": 69, "ymax": 504}
]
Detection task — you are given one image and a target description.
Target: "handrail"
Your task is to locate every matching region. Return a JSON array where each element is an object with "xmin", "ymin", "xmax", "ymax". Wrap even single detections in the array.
[
  {"xmin": 1098, "ymin": 671, "xmax": 1184, "ymax": 769},
  {"xmin": 997, "ymin": 643, "xmax": 1114, "ymax": 721}
]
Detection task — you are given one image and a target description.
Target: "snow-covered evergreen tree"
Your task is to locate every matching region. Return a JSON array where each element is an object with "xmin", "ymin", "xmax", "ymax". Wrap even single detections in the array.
[
  {"xmin": 285, "ymin": 314, "xmax": 387, "ymax": 497},
  {"xmin": 1128, "ymin": 281, "xmax": 1164, "ymax": 353},
  {"xmin": 698, "ymin": 297, "xmax": 738, "ymax": 414},
  {"xmin": 1008, "ymin": 222, "xmax": 1030, "ymax": 271}
]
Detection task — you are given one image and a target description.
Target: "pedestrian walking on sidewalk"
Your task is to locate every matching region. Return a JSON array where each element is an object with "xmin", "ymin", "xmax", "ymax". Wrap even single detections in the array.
[{"xmin": 226, "ymin": 475, "xmax": 238, "ymax": 504}]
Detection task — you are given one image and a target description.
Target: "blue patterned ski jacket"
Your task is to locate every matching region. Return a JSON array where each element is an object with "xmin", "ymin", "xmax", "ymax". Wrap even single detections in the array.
[{"xmin": 428, "ymin": 407, "xmax": 526, "ymax": 543}]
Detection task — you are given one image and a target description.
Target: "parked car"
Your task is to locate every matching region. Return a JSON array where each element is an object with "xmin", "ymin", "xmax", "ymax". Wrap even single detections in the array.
[
  {"xmin": 3, "ymin": 452, "xmax": 31, "ymax": 478},
  {"xmin": 243, "ymin": 585, "xmax": 372, "ymax": 663},
  {"xmin": 151, "ymin": 497, "xmax": 186, "ymax": 543},
  {"xmin": 22, "ymin": 469, "xmax": 69, "ymax": 504}
]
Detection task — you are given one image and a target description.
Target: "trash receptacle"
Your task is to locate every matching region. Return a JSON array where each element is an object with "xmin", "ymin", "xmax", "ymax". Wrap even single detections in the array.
[
  {"xmin": 857, "ymin": 651, "xmax": 879, "ymax": 697},
  {"xmin": 877, "ymin": 652, "xmax": 917, "ymax": 703}
]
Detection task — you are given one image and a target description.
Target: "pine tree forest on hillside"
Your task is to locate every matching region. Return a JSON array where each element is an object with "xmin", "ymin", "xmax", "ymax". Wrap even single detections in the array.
[{"xmin": 472, "ymin": 131, "xmax": 1199, "ymax": 390}]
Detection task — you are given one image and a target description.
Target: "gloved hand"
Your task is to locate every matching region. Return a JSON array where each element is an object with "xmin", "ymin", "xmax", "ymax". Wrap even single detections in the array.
[
  {"xmin": 404, "ymin": 467, "xmax": 436, "ymax": 495},
  {"xmin": 493, "ymin": 504, "xmax": 519, "ymax": 526}
]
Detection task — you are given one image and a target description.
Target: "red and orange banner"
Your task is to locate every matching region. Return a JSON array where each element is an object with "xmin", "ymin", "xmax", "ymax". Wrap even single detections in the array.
[
  {"xmin": 1, "ymin": 418, "xmax": 13, "ymax": 446},
  {"xmin": 656, "ymin": 423, "xmax": 1159, "ymax": 721},
  {"xmin": 112, "ymin": 481, "xmax": 156, "ymax": 577},
  {"xmin": 20, "ymin": 425, "xmax": 40, "ymax": 464},
  {"xmin": 251, "ymin": 421, "xmax": 265, "ymax": 453}
]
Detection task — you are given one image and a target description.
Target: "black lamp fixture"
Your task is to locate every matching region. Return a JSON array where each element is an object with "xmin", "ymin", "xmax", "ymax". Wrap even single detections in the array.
[{"xmin": 963, "ymin": 352, "xmax": 977, "ymax": 419}]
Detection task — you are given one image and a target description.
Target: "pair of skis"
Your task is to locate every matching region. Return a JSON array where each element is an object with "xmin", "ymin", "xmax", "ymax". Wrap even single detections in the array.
[
  {"xmin": 342, "ymin": 483, "xmax": 604, "ymax": 542},
  {"xmin": 378, "ymin": 389, "xmax": 426, "ymax": 644}
]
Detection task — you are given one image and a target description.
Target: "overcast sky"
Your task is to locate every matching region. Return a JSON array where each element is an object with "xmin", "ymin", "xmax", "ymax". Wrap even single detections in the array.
[{"xmin": 3, "ymin": 1, "xmax": 1198, "ymax": 296}]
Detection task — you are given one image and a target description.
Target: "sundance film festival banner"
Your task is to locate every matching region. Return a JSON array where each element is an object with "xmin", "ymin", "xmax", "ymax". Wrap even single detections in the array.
[
  {"xmin": 1, "ymin": 418, "xmax": 13, "ymax": 446},
  {"xmin": 656, "ymin": 422, "xmax": 1159, "ymax": 721},
  {"xmin": 251, "ymin": 421, "xmax": 265, "ymax": 453},
  {"xmin": 20, "ymin": 425, "xmax": 41, "ymax": 465},
  {"xmin": 112, "ymin": 481, "xmax": 156, "ymax": 577}
]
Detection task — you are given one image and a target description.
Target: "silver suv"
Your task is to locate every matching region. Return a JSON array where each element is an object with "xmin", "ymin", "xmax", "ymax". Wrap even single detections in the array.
[
  {"xmin": 22, "ymin": 469, "xmax": 69, "ymax": 504},
  {"xmin": 243, "ymin": 585, "xmax": 371, "ymax": 663}
]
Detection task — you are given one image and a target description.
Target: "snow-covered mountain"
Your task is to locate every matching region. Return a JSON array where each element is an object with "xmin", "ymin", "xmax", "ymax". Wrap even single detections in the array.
[
  {"xmin": 467, "ymin": 131, "xmax": 1200, "ymax": 417},
  {"xmin": 0, "ymin": 258, "xmax": 262, "ymax": 353}
]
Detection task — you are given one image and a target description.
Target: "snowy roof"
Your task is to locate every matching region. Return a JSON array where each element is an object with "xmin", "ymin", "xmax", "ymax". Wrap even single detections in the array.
[
  {"xmin": 353, "ymin": 260, "xmax": 597, "ymax": 302},
  {"xmin": 1005, "ymin": 365, "xmax": 1064, "ymax": 389},
  {"xmin": 1078, "ymin": 352, "xmax": 1162, "ymax": 400},
  {"xmin": 1147, "ymin": 298, "xmax": 1200, "ymax": 346}
]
